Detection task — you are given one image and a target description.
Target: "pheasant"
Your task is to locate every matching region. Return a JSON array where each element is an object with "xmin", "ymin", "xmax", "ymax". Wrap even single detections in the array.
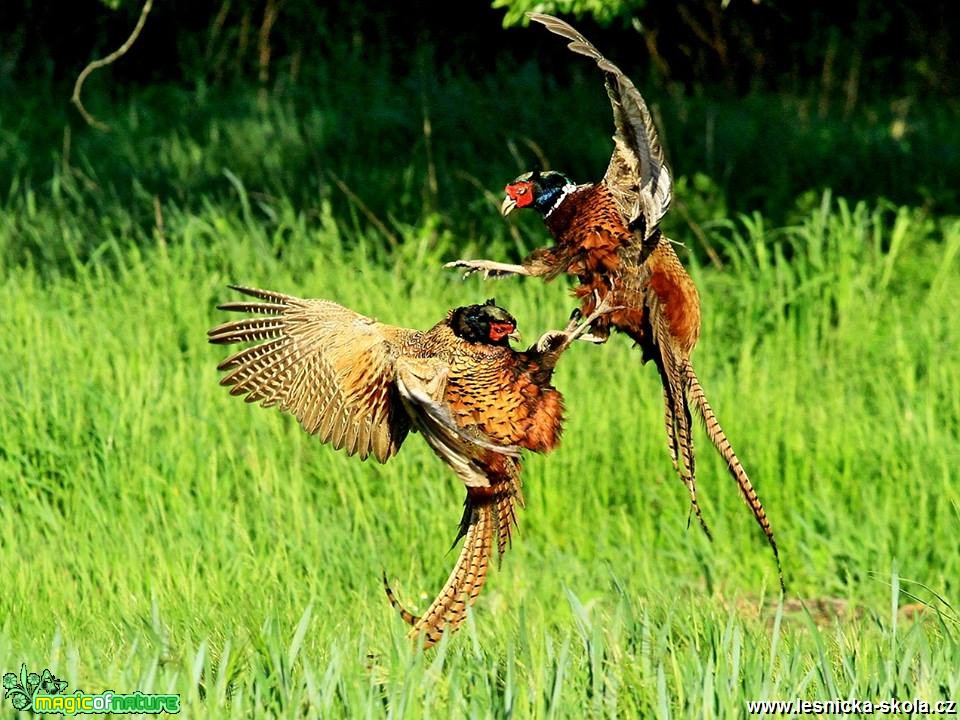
[
  {"xmin": 208, "ymin": 285, "xmax": 614, "ymax": 647},
  {"xmin": 446, "ymin": 13, "xmax": 783, "ymax": 590}
]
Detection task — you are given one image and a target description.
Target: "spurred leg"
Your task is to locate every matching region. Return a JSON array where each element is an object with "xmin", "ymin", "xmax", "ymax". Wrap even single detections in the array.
[
  {"xmin": 443, "ymin": 259, "xmax": 532, "ymax": 279},
  {"xmin": 535, "ymin": 291, "xmax": 622, "ymax": 354}
]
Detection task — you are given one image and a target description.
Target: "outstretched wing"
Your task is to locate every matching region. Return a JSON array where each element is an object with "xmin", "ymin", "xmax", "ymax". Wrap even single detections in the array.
[
  {"xmin": 208, "ymin": 285, "xmax": 411, "ymax": 463},
  {"xmin": 528, "ymin": 12, "xmax": 672, "ymax": 237}
]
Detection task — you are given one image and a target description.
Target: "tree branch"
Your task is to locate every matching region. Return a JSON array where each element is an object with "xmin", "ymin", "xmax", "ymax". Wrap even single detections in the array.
[{"xmin": 71, "ymin": 0, "xmax": 153, "ymax": 131}]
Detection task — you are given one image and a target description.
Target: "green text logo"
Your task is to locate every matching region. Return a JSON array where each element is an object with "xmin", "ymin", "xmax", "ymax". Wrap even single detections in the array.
[{"xmin": 3, "ymin": 665, "xmax": 180, "ymax": 715}]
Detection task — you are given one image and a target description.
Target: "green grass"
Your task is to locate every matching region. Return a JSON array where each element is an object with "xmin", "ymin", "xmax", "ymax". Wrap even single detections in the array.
[{"xmin": 2, "ymin": 160, "xmax": 959, "ymax": 716}]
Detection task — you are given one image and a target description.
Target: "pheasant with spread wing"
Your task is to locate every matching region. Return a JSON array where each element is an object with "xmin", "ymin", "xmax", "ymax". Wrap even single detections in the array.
[
  {"xmin": 447, "ymin": 13, "xmax": 783, "ymax": 590},
  {"xmin": 208, "ymin": 285, "xmax": 612, "ymax": 646}
]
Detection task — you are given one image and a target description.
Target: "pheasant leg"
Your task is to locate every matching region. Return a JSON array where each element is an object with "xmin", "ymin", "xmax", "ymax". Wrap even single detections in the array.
[
  {"xmin": 536, "ymin": 291, "xmax": 621, "ymax": 353},
  {"xmin": 444, "ymin": 259, "xmax": 532, "ymax": 279}
]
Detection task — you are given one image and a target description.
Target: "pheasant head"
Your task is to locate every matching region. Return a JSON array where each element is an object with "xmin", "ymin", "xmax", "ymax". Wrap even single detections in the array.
[
  {"xmin": 450, "ymin": 299, "xmax": 520, "ymax": 346},
  {"xmin": 501, "ymin": 169, "xmax": 575, "ymax": 217}
]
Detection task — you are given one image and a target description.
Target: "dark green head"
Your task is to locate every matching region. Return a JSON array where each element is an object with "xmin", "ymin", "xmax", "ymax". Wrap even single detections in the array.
[
  {"xmin": 501, "ymin": 169, "xmax": 573, "ymax": 216},
  {"xmin": 450, "ymin": 299, "xmax": 520, "ymax": 347}
]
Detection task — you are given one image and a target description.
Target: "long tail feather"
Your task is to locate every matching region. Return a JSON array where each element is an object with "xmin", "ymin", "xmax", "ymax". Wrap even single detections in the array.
[
  {"xmin": 674, "ymin": 378, "xmax": 704, "ymax": 536},
  {"xmin": 495, "ymin": 490, "xmax": 516, "ymax": 561},
  {"xmin": 657, "ymin": 361, "xmax": 712, "ymax": 540},
  {"xmin": 684, "ymin": 363, "xmax": 785, "ymax": 593},
  {"xmin": 661, "ymin": 383, "xmax": 681, "ymax": 473},
  {"xmin": 382, "ymin": 572, "xmax": 420, "ymax": 627},
  {"xmin": 495, "ymin": 460, "xmax": 523, "ymax": 564},
  {"xmin": 382, "ymin": 501, "xmax": 495, "ymax": 649}
]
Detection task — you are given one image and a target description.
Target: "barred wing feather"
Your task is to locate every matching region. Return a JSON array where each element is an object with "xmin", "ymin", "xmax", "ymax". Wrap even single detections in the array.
[{"xmin": 208, "ymin": 286, "xmax": 410, "ymax": 463}]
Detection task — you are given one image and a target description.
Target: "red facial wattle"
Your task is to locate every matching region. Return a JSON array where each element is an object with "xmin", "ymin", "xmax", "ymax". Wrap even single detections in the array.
[
  {"xmin": 488, "ymin": 322, "xmax": 516, "ymax": 342},
  {"xmin": 505, "ymin": 181, "xmax": 535, "ymax": 208}
]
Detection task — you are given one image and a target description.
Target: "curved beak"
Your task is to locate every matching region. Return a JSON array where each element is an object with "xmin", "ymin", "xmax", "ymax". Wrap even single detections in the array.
[
  {"xmin": 508, "ymin": 329, "xmax": 522, "ymax": 344},
  {"xmin": 500, "ymin": 195, "xmax": 518, "ymax": 217}
]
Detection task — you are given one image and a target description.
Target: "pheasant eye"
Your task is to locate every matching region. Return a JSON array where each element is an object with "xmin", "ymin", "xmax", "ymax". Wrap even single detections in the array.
[
  {"xmin": 488, "ymin": 322, "xmax": 515, "ymax": 342},
  {"xmin": 507, "ymin": 181, "xmax": 536, "ymax": 207}
]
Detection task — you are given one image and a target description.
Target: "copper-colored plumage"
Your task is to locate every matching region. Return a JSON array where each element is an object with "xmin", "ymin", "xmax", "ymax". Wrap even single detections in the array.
[
  {"xmin": 447, "ymin": 14, "xmax": 783, "ymax": 591},
  {"xmin": 209, "ymin": 285, "xmax": 612, "ymax": 646}
]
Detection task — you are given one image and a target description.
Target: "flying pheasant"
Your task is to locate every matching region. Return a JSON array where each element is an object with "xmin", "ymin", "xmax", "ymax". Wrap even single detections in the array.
[
  {"xmin": 209, "ymin": 285, "xmax": 615, "ymax": 646},
  {"xmin": 446, "ymin": 13, "xmax": 783, "ymax": 590}
]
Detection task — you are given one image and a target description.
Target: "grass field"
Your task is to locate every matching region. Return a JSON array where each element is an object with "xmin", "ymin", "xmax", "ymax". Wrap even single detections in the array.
[
  {"xmin": 2, "ymin": 66, "xmax": 960, "ymax": 716},
  {"xmin": 2, "ymin": 171, "xmax": 959, "ymax": 716}
]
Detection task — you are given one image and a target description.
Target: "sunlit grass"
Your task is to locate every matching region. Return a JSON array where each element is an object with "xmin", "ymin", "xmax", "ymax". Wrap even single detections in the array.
[{"xmin": 2, "ymin": 167, "xmax": 959, "ymax": 716}]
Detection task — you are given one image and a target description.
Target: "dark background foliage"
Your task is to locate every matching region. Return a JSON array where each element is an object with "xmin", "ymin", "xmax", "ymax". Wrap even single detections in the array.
[
  {"xmin": 1, "ymin": 0, "xmax": 957, "ymax": 272},
  {"xmin": 3, "ymin": 0, "xmax": 956, "ymax": 97}
]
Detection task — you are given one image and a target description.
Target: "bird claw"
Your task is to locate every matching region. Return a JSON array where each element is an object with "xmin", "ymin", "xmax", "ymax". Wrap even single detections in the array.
[
  {"xmin": 557, "ymin": 290, "xmax": 624, "ymax": 343},
  {"xmin": 537, "ymin": 290, "xmax": 621, "ymax": 353},
  {"xmin": 535, "ymin": 330, "xmax": 565, "ymax": 354},
  {"xmin": 589, "ymin": 289, "xmax": 624, "ymax": 319},
  {"xmin": 574, "ymin": 290, "xmax": 623, "ymax": 327}
]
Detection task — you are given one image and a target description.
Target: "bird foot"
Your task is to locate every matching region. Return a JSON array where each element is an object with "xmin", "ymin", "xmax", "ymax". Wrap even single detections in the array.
[
  {"xmin": 535, "ymin": 330, "xmax": 565, "ymax": 354},
  {"xmin": 541, "ymin": 291, "xmax": 622, "ymax": 353},
  {"xmin": 444, "ymin": 259, "xmax": 530, "ymax": 280},
  {"xmin": 563, "ymin": 308, "xmax": 605, "ymax": 343},
  {"xmin": 563, "ymin": 290, "xmax": 622, "ymax": 341}
]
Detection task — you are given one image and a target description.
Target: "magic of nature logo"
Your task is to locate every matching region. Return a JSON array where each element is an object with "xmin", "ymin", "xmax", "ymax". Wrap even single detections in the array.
[{"xmin": 3, "ymin": 664, "xmax": 180, "ymax": 715}]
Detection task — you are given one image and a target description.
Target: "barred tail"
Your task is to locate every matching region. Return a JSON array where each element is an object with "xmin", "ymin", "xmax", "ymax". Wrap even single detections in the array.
[
  {"xmin": 495, "ymin": 461, "xmax": 524, "ymax": 563},
  {"xmin": 684, "ymin": 363, "xmax": 785, "ymax": 593},
  {"xmin": 382, "ymin": 500, "xmax": 495, "ymax": 649},
  {"xmin": 382, "ymin": 572, "xmax": 419, "ymax": 626},
  {"xmin": 658, "ymin": 363, "xmax": 712, "ymax": 541}
]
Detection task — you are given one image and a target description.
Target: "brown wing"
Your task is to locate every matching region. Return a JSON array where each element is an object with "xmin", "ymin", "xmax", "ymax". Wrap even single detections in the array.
[
  {"xmin": 528, "ymin": 12, "xmax": 672, "ymax": 237},
  {"xmin": 208, "ymin": 285, "xmax": 412, "ymax": 463}
]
